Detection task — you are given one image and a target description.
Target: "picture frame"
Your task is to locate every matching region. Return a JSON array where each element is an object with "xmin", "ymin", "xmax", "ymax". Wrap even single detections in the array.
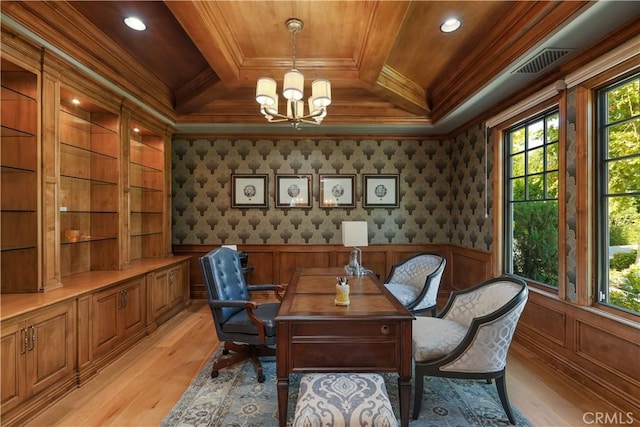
[
  {"xmin": 319, "ymin": 174, "xmax": 355, "ymax": 208},
  {"xmin": 276, "ymin": 174, "xmax": 312, "ymax": 208},
  {"xmin": 363, "ymin": 174, "xmax": 399, "ymax": 208},
  {"xmin": 231, "ymin": 174, "xmax": 269, "ymax": 208}
]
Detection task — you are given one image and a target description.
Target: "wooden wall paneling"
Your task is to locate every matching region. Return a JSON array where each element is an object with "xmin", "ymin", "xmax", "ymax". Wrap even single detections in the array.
[
  {"xmin": 514, "ymin": 286, "xmax": 640, "ymax": 415},
  {"xmin": 279, "ymin": 249, "xmax": 332, "ymax": 287},
  {"xmin": 518, "ymin": 295, "xmax": 567, "ymax": 347},
  {"xmin": 573, "ymin": 86, "xmax": 594, "ymax": 306},
  {"xmin": 449, "ymin": 245, "xmax": 492, "ymax": 289}
]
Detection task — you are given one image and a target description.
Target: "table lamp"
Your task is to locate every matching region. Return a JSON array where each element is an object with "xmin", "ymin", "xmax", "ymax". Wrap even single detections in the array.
[{"xmin": 342, "ymin": 221, "xmax": 369, "ymax": 276}]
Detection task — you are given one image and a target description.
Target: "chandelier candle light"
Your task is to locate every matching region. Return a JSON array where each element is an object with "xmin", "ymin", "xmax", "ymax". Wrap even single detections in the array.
[{"xmin": 255, "ymin": 18, "xmax": 332, "ymax": 129}]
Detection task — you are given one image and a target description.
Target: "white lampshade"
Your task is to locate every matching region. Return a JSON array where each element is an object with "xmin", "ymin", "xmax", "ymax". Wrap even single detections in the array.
[
  {"xmin": 342, "ymin": 221, "xmax": 368, "ymax": 247},
  {"xmin": 311, "ymin": 79, "xmax": 332, "ymax": 107},
  {"xmin": 283, "ymin": 69, "xmax": 304, "ymax": 100},
  {"xmin": 256, "ymin": 77, "xmax": 277, "ymax": 105}
]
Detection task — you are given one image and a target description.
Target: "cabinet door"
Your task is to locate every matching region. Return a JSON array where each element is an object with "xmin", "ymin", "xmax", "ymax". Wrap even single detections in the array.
[
  {"xmin": 1, "ymin": 320, "xmax": 26, "ymax": 413},
  {"xmin": 26, "ymin": 302, "xmax": 75, "ymax": 397},
  {"xmin": 120, "ymin": 277, "xmax": 145, "ymax": 339},
  {"xmin": 168, "ymin": 266, "xmax": 184, "ymax": 309},
  {"xmin": 149, "ymin": 270, "xmax": 170, "ymax": 320},
  {"xmin": 92, "ymin": 286, "xmax": 121, "ymax": 358}
]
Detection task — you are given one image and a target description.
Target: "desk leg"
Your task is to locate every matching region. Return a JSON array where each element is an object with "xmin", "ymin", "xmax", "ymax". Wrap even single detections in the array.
[
  {"xmin": 398, "ymin": 376, "xmax": 411, "ymax": 427},
  {"xmin": 277, "ymin": 377, "xmax": 289, "ymax": 426}
]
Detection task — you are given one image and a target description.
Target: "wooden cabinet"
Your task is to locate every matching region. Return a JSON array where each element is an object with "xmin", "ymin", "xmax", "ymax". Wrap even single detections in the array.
[
  {"xmin": 129, "ymin": 124, "xmax": 165, "ymax": 260},
  {"xmin": 1, "ymin": 58, "xmax": 39, "ymax": 293},
  {"xmin": 91, "ymin": 277, "xmax": 146, "ymax": 360},
  {"xmin": 1, "ymin": 301, "xmax": 75, "ymax": 420},
  {"xmin": 58, "ymin": 87, "xmax": 120, "ymax": 277}
]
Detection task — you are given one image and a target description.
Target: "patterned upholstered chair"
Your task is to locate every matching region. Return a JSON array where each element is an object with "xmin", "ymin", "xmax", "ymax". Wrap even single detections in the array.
[
  {"xmin": 199, "ymin": 247, "xmax": 284, "ymax": 383},
  {"xmin": 292, "ymin": 373, "xmax": 398, "ymax": 427},
  {"xmin": 384, "ymin": 253, "xmax": 446, "ymax": 316},
  {"xmin": 412, "ymin": 276, "xmax": 528, "ymax": 424}
]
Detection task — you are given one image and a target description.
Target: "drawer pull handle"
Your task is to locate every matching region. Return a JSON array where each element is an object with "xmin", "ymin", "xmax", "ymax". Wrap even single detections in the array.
[{"xmin": 380, "ymin": 325, "xmax": 390, "ymax": 335}]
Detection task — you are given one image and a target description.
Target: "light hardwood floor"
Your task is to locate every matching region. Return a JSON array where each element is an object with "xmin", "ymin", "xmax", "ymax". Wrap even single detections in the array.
[{"xmin": 25, "ymin": 301, "xmax": 623, "ymax": 427}]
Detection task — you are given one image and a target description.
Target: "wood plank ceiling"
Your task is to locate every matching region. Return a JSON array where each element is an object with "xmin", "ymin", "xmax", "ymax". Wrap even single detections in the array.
[{"xmin": 3, "ymin": 1, "xmax": 639, "ymax": 135}]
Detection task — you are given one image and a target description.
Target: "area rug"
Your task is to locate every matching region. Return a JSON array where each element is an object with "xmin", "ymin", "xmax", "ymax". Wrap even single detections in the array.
[{"xmin": 161, "ymin": 349, "xmax": 532, "ymax": 427}]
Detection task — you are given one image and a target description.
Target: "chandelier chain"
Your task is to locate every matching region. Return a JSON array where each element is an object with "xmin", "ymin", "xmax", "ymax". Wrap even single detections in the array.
[{"xmin": 291, "ymin": 28, "xmax": 297, "ymax": 69}]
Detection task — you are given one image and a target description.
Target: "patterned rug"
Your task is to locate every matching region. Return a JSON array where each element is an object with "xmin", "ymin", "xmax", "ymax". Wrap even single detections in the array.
[{"xmin": 161, "ymin": 349, "xmax": 532, "ymax": 427}]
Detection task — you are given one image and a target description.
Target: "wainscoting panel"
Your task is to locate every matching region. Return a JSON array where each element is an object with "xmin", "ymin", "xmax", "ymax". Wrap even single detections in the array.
[
  {"xmin": 449, "ymin": 246, "xmax": 492, "ymax": 289},
  {"xmin": 173, "ymin": 243, "xmax": 450, "ymax": 299},
  {"xmin": 519, "ymin": 299, "xmax": 566, "ymax": 346}
]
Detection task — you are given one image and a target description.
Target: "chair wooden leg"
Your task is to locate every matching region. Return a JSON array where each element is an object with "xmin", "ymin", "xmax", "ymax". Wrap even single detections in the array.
[
  {"xmin": 495, "ymin": 373, "xmax": 516, "ymax": 425},
  {"xmin": 412, "ymin": 370, "xmax": 424, "ymax": 420}
]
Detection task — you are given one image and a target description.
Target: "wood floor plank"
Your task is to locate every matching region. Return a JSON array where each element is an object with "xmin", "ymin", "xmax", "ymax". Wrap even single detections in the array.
[{"xmin": 24, "ymin": 301, "xmax": 623, "ymax": 426}]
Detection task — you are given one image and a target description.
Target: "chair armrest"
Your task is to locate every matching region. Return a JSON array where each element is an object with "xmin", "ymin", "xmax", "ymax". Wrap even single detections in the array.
[
  {"xmin": 247, "ymin": 284, "xmax": 286, "ymax": 302},
  {"xmin": 209, "ymin": 299, "xmax": 254, "ymax": 309},
  {"xmin": 210, "ymin": 298, "xmax": 270, "ymax": 344}
]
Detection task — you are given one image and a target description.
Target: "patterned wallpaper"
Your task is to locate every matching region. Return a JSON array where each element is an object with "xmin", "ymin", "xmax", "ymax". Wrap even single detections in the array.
[
  {"xmin": 565, "ymin": 90, "xmax": 578, "ymax": 301},
  {"xmin": 171, "ymin": 138, "xmax": 455, "ymax": 246},
  {"xmin": 449, "ymin": 123, "xmax": 493, "ymax": 251}
]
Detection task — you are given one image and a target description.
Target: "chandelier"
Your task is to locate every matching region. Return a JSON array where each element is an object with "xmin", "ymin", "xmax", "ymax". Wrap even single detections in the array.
[{"xmin": 255, "ymin": 18, "xmax": 332, "ymax": 129}]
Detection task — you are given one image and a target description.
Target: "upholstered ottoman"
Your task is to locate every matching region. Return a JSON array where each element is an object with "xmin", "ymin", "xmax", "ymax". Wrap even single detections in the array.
[{"xmin": 292, "ymin": 373, "xmax": 398, "ymax": 427}]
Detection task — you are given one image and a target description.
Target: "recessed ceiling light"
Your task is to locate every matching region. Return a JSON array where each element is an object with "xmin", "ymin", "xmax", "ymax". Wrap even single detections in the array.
[
  {"xmin": 71, "ymin": 98, "xmax": 80, "ymax": 105},
  {"xmin": 124, "ymin": 16, "xmax": 146, "ymax": 31},
  {"xmin": 440, "ymin": 18, "xmax": 462, "ymax": 33},
  {"xmin": 133, "ymin": 127, "xmax": 140, "ymax": 133}
]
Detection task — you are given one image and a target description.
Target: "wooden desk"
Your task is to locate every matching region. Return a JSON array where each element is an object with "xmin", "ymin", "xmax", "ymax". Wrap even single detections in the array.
[{"xmin": 275, "ymin": 267, "xmax": 414, "ymax": 427}]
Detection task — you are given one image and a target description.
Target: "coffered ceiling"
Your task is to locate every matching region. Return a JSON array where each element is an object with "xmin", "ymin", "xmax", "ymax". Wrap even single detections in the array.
[{"xmin": 2, "ymin": 1, "xmax": 639, "ymax": 135}]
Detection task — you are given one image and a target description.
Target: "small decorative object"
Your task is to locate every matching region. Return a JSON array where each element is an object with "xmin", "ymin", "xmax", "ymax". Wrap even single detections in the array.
[
  {"xmin": 64, "ymin": 229, "xmax": 81, "ymax": 242},
  {"xmin": 319, "ymin": 174, "xmax": 355, "ymax": 208},
  {"xmin": 231, "ymin": 174, "xmax": 269, "ymax": 208},
  {"xmin": 276, "ymin": 174, "xmax": 312, "ymax": 208},
  {"xmin": 335, "ymin": 277, "xmax": 350, "ymax": 306},
  {"xmin": 363, "ymin": 174, "xmax": 399, "ymax": 208}
]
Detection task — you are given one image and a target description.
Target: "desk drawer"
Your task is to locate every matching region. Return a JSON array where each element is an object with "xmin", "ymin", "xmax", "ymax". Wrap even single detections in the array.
[
  {"xmin": 291, "ymin": 342, "xmax": 398, "ymax": 370},
  {"xmin": 292, "ymin": 321, "xmax": 398, "ymax": 338}
]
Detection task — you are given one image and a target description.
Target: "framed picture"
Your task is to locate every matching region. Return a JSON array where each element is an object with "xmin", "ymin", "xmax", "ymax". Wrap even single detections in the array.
[
  {"xmin": 363, "ymin": 174, "xmax": 399, "ymax": 208},
  {"xmin": 276, "ymin": 174, "xmax": 312, "ymax": 208},
  {"xmin": 319, "ymin": 174, "xmax": 355, "ymax": 208},
  {"xmin": 231, "ymin": 174, "xmax": 268, "ymax": 208}
]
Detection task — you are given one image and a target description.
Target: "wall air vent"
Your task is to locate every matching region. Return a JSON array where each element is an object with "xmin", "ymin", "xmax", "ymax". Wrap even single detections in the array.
[{"xmin": 513, "ymin": 48, "xmax": 574, "ymax": 74}]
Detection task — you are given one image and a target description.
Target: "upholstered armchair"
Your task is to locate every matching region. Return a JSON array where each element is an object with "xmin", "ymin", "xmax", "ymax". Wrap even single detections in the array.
[
  {"xmin": 412, "ymin": 276, "xmax": 528, "ymax": 424},
  {"xmin": 384, "ymin": 253, "xmax": 446, "ymax": 315},
  {"xmin": 199, "ymin": 247, "xmax": 284, "ymax": 383}
]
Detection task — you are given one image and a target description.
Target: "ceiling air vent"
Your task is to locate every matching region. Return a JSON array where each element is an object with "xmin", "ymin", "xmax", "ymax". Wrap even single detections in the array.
[{"xmin": 513, "ymin": 48, "xmax": 574, "ymax": 74}]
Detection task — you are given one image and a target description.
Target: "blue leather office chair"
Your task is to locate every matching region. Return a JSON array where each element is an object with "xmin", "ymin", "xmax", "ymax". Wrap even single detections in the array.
[{"xmin": 199, "ymin": 247, "xmax": 284, "ymax": 382}]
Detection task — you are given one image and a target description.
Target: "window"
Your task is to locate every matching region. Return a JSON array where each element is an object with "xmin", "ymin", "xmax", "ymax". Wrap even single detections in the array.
[
  {"xmin": 597, "ymin": 73, "xmax": 640, "ymax": 314},
  {"xmin": 504, "ymin": 109, "xmax": 560, "ymax": 287}
]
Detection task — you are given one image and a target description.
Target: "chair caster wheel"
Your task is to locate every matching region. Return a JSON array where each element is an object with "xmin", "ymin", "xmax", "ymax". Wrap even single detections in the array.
[
  {"xmin": 211, "ymin": 370, "xmax": 219, "ymax": 379},
  {"xmin": 258, "ymin": 374, "xmax": 266, "ymax": 383}
]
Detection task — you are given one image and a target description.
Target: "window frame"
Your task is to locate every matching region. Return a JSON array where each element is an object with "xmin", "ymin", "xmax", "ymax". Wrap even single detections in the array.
[
  {"xmin": 595, "ymin": 72, "xmax": 640, "ymax": 315},
  {"xmin": 503, "ymin": 107, "xmax": 561, "ymax": 288}
]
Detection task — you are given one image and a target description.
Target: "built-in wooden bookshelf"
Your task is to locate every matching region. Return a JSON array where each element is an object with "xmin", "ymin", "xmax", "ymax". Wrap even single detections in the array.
[
  {"xmin": 1, "ymin": 58, "xmax": 39, "ymax": 293},
  {"xmin": 58, "ymin": 88, "xmax": 120, "ymax": 277},
  {"xmin": 129, "ymin": 124, "xmax": 165, "ymax": 260}
]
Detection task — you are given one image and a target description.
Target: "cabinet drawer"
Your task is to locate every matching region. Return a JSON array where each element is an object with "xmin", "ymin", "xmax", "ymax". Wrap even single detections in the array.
[
  {"xmin": 292, "ymin": 321, "xmax": 398, "ymax": 339},
  {"xmin": 291, "ymin": 342, "xmax": 398, "ymax": 371}
]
